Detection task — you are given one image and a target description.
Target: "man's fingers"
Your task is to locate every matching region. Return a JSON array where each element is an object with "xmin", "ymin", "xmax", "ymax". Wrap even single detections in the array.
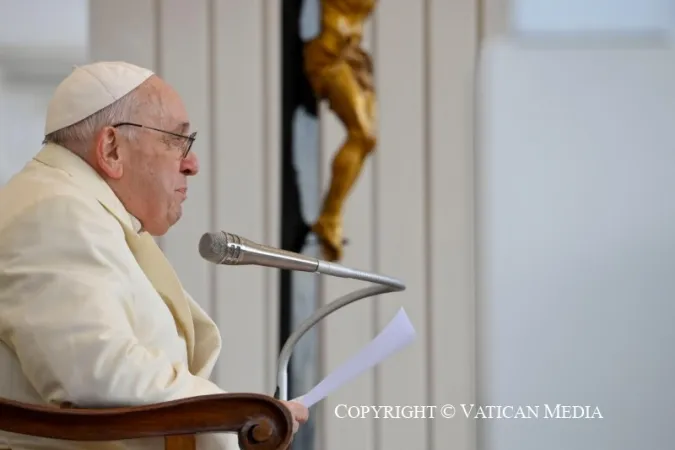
[
  {"xmin": 281, "ymin": 399, "xmax": 310, "ymax": 434},
  {"xmin": 288, "ymin": 402, "xmax": 310, "ymax": 422}
]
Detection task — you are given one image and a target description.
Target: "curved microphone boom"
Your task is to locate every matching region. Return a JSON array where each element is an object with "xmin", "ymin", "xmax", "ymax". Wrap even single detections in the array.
[{"xmin": 198, "ymin": 231, "xmax": 406, "ymax": 401}]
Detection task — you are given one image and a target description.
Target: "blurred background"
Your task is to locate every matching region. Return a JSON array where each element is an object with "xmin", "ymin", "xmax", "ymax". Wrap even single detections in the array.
[{"xmin": 2, "ymin": 0, "xmax": 675, "ymax": 450}]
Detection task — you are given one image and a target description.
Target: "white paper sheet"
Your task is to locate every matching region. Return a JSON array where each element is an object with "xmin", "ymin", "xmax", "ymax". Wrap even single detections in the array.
[{"xmin": 298, "ymin": 307, "xmax": 416, "ymax": 408}]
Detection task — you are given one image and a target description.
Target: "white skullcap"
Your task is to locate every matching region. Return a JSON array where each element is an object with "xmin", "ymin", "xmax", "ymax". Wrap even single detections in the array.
[{"xmin": 44, "ymin": 61, "xmax": 154, "ymax": 135}]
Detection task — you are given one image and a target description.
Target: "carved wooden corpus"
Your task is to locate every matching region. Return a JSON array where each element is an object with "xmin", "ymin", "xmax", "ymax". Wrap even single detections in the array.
[
  {"xmin": 304, "ymin": 0, "xmax": 378, "ymax": 262},
  {"xmin": 0, "ymin": 393, "xmax": 294, "ymax": 450}
]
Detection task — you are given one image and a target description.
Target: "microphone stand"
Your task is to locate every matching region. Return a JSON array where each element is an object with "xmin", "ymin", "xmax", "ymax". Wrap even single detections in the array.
[
  {"xmin": 274, "ymin": 262, "xmax": 405, "ymax": 401},
  {"xmin": 196, "ymin": 230, "xmax": 405, "ymax": 402}
]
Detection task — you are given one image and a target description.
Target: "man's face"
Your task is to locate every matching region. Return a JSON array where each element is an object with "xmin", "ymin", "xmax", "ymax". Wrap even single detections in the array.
[{"xmin": 95, "ymin": 77, "xmax": 199, "ymax": 236}]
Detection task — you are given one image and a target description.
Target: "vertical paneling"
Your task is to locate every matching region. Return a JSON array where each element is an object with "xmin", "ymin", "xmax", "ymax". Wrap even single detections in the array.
[
  {"xmin": 90, "ymin": 2, "xmax": 485, "ymax": 449},
  {"xmin": 88, "ymin": 1, "xmax": 161, "ymax": 247},
  {"xmin": 428, "ymin": 1, "xmax": 478, "ymax": 450},
  {"xmin": 88, "ymin": 0, "xmax": 157, "ymax": 70},
  {"xmin": 264, "ymin": 0, "xmax": 282, "ymax": 395},
  {"xmin": 212, "ymin": 0, "xmax": 269, "ymax": 394},
  {"xmin": 374, "ymin": 1, "xmax": 428, "ymax": 450},
  {"xmin": 318, "ymin": 16, "xmax": 377, "ymax": 450},
  {"xmin": 158, "ymin": 0, "xmax": 213, "ymax": 317}
]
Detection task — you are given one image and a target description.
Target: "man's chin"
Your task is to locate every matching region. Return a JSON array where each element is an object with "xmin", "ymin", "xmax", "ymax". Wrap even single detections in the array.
[
  {"xmin": 144, "ymin": 207, "xmax": 183, "ymax": 237},
  {"xmin": 144, "ymin": 219, "xmax": 173, "ymax": 237},
  {"xmin": 167, "ymin": 208, "xmax": 183, "ymax": 229}
]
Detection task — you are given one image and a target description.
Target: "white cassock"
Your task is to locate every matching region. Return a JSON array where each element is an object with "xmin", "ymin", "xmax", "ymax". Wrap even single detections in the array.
[{"xmin": 0, "ymin": 143, "xmax": 241, "ymax": 450}]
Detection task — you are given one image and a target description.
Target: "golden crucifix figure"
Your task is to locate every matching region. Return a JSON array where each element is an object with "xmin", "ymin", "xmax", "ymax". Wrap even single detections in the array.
[{"xmin": 304, "ymin": 0, "xmax": 377, "ymax": 261}]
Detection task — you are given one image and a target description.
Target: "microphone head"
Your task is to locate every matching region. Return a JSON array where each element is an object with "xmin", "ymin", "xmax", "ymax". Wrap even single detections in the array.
[{"xmin": 198, "ymin": 231, "xmax": 244, "ymax": 264}]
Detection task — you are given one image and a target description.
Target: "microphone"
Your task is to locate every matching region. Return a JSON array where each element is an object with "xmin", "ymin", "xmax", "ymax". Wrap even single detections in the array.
[
  {"xmin": 199, "ymin": 231, "xmax": 405, "ymax": 289},
  {"xmin": 198, "ymin": 231, "xmax": 406, "ymax": 401}
]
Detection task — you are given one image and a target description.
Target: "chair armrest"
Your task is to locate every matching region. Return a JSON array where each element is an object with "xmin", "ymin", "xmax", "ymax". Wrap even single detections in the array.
[{"xmin": 0, "ymin": 393, "xmax": 293, "ymax": 450}]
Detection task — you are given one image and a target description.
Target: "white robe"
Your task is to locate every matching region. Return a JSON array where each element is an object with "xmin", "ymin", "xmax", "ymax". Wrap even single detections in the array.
[{"xmin": 0, "ymin": 143, "xmax": 240, "ymax": 450}]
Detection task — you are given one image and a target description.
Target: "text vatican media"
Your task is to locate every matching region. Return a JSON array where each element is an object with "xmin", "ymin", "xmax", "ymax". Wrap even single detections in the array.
[{"xmin": 334, "ymin": 404, "xmax": 603, "ymax": 420}]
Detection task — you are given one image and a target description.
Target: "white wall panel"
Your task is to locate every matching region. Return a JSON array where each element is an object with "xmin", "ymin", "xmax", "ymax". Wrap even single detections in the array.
[
  {"xmin": 159, "ymin": 0, "xmax": 213, "ymax": 316},
  {"xmin": 482, "ymin": 0, "xmax": 511, "ymax": 40},
  {"xmin": 89, "ymin": 0, "xmax": 157, "ymax": 69},
  {"xmin": 373, "ymin": 1, "xmax": 428, "ymax": 449},
  {"xmin": 428, "ymin": 1, "xmax": 478, "ymax": 450},
  {"xmin": 212, "ymin": 0, "xmax": 270, "ymax": 394},
  {"xmin": 263, "ymin": 0, "xmax": 283, "ymax": 397},
  {"xmin": 477, "ymin": 39, "xmax": 675, "ymax": 450}
]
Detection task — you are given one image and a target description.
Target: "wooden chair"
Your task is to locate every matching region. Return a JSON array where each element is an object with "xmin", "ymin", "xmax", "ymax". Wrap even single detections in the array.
[{"xmin": 0, "ymin": 392, "xmax": 293, "ymax": 450}]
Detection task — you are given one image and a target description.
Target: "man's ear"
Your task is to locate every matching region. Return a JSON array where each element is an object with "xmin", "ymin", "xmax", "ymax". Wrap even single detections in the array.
[{"xmin": 95, "ymin": 127, "xmax": 124, "ymax": 180}]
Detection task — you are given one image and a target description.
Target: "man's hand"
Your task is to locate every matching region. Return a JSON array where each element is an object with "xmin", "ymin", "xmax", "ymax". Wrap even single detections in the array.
[{"xmin": 281, "ymin": 399, "xmax": 309, "ymax": 434}]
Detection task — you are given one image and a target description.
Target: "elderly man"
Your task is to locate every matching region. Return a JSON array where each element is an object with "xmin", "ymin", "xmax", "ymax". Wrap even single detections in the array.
[{"xmin": 0, "ymin": 61, "xmax": 308, "ymax": 449}]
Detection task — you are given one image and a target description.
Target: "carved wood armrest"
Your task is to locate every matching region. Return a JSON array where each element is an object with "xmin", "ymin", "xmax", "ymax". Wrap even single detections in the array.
[{"xmin": 0, "ymin": 393, "xmax": 293, "ymax": 450}]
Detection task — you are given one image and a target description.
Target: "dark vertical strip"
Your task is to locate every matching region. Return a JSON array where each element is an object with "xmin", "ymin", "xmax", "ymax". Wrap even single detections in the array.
[
  {"xmin": 280, "ymin": 0, "xmax": 297, "ymax": 402},
  {"xmin": 280, "ymin": 0, "xmax": 314, "ymax": 398},
  {"xmin": 281, "ymin": 1, "xmax": 319, "ymax": 450}
]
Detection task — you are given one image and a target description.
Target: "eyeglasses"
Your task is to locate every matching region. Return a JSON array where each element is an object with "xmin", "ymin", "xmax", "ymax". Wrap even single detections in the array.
[{"xmin": 112, "ymin": 122, "xmax": 196, "ymax": 159}]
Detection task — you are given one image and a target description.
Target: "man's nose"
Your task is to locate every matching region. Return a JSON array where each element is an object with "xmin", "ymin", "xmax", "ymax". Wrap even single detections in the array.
[{"xmin": 181, "ymin": 152, "xmax": 199, "ymax": 176}]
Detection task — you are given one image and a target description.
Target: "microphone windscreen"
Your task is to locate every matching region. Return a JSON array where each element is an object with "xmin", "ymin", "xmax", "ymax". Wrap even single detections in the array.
[
  {"xmin": 199, "ymin": 231, "xmax": 244, "ymax": 264},
  {"xmin": 198, "ymin": 232, "xmax": 227, "ymax": 263}
]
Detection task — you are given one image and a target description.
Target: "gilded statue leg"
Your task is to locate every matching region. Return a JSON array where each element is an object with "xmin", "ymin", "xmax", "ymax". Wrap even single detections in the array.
[{"xmin": 311, "ymin": 59, "xmax": 376, "ymax": 261}]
